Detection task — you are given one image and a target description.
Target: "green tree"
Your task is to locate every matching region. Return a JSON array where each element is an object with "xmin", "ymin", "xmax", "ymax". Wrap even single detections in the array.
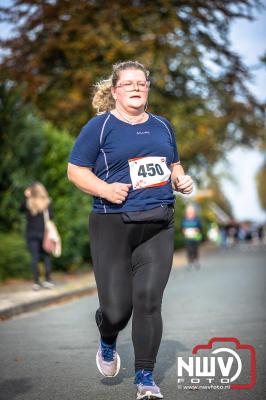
[
  {"xmin": 0, "ymin": 0, "xmax": 265, "ymax": 171},
  {"xmin": 0, "ymin": 82, "xmax": 44, "ymax": 231}
]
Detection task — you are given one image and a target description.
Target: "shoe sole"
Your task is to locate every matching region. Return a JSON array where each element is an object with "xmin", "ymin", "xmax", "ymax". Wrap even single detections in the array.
[
  {"xmin": 96, "ymin": 351, "xmax": 121, "ymax": 377},
  {"xmin": 136, "ymin": 391, "xmax": 164, "ymax": 399}
]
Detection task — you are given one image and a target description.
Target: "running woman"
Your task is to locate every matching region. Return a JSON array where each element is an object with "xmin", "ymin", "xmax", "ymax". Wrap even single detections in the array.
[{"xmin": 68, "ymin": 61, "xmax": 193, "ymax": 400}]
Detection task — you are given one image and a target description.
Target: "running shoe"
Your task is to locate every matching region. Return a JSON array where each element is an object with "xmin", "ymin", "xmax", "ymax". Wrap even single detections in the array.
[
  {"xmin": 96, "ymin": 339, "xmax": 120, "ymax": 377},
  {"xmin": 32, "ymin": 283, "xmax": 42, "ymax": 291},
  {"xmin": 42, "ymin": 281, "xmax": 55, "ymax": 289},
  {"xmin": 194, "ymin": 262, "xmax": 201, "ymax": 270},
  {"xmin": 134, "ymin": 369, "xmax": 163, "ymax": 399}
]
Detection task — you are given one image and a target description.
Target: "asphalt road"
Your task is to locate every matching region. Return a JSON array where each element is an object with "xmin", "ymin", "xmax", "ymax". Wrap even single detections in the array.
[{"xmin": 0, "ymin": 244, "xmax": 265, "ymax": 400}]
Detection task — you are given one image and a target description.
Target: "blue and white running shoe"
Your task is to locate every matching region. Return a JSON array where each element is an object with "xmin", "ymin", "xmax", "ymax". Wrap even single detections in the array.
[
  {"xmin": 134, "ymin": 369, "xmax": 163, "ymax": 399},
  {"xmin": 96, "ymin": 339, "xmax": 121, "ymax": 377}
]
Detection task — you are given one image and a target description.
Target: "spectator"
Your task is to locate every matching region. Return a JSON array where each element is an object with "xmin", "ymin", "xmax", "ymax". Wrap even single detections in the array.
[{"xmin": 20, "ymin": 182, "xmax": 55, "ymax": 290}]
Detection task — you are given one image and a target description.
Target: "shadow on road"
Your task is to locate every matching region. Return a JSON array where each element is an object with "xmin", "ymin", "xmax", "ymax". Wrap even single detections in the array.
[{"xmin": 0, "ymin": 378, "xmax": 32, "ymax": 399}]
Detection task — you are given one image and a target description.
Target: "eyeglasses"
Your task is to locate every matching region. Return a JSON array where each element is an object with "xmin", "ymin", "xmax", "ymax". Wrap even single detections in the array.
[{"xmin": 115, "ymin": 81, "xmax": 150, "ymax": 92}]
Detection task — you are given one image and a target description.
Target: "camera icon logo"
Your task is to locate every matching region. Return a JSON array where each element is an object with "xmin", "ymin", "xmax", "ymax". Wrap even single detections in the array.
[{"xmin": 177, "ymin": 337, "xmax": 256, "ymax": 390}]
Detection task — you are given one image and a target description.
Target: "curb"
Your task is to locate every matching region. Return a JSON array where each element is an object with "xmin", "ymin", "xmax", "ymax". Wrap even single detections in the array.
[{"xmin": 0, "ymin": 284, "xmax": 97, "ymax": 321}]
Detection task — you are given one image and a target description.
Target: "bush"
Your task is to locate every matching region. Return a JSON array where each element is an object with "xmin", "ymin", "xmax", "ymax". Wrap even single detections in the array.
[
  {"xmin": 0, "ymin": 232, "xmax": 31, "ymax": 281},
  {"xmin": 0, "ymin": 84, "xmax": 45, "ymax": 232}
]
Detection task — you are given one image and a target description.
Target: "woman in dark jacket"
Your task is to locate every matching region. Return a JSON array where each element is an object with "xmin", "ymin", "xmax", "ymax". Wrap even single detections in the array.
[{"xmin": 20, "ymin": 182, "xmax": 54, "ymax": 290}]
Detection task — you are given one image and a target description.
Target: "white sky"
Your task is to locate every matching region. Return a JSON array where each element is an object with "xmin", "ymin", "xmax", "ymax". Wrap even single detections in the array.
[{"xmin": 0, "ymin": 1, "xmax": 265, "ymax": 222}]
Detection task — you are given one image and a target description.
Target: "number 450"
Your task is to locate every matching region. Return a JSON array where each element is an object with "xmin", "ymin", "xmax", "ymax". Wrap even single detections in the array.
[{"xmin": 138, "ymin": 163, "xmax": 164, "ymax": 178}]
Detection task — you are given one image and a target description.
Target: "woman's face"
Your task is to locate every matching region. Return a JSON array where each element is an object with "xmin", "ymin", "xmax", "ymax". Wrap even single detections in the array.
[{"xmin": 112, "ymin": 69, "xmax": 149, "ymax": 113}]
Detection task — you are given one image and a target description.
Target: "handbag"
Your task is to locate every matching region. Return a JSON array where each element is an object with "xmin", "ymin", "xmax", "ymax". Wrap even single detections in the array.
[
  {"xmin": 121, "ymin": 204, "xmax": 174, "ymax": 223},
  {"xmin": 43, "ymin": 209, "xmax": 62, "ymax": 257}
]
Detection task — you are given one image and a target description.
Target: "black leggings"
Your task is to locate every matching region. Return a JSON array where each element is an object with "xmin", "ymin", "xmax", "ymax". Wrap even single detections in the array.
[
  {"xmin": 27, "ymin": 238, "xmax": 52, "ymax": 283},
  {"xmin": 186, "ymin": 240, "xmax": 199, "ymax": 262},
  {"xmin": 89, "ymin": 212, "xmax": 174, "ymax": 371}
]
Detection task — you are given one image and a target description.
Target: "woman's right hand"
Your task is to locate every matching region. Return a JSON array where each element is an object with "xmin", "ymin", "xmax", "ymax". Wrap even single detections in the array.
[{"xmin": 102, "ymin": 183, "xmax": 131, "ymax": 204}]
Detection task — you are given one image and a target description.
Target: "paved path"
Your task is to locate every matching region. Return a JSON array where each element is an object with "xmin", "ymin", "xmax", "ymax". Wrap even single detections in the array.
[{"xmin": 0, "ymin": 244, "xmax": 265, "ymax": 400}]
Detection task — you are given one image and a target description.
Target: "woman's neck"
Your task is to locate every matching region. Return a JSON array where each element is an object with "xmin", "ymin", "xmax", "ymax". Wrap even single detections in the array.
[{"xmin": 112, "ymin": 103, "xmax": 148, "ymax": 125}]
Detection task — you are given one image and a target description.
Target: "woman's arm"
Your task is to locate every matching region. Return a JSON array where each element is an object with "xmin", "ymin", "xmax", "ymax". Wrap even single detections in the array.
[{"xmin": 67, "ymin": 163, "xmax": 131, "ymax": 204}]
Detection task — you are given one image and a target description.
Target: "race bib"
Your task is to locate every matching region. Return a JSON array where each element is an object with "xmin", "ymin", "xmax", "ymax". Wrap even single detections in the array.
[
  {"xmin": 128, "ymin": 156, "xmax": 171, "ymax": 190},
  {"xmin": 184, "ymin": 228, "xmax": 202, "ymax": 241},
  {"xmin": 184, "ymin": 228, "xmax": 198, "ymax": 239}
]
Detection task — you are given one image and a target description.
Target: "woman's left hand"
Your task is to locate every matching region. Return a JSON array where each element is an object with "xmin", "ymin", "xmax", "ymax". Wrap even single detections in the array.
[
  {"xmin": 172, "ymin": 175, "xmax": 193, "ymax": 194},
  {"xmin": 24, "ymin": 188, "xmax": 31, "ymax": 197}
]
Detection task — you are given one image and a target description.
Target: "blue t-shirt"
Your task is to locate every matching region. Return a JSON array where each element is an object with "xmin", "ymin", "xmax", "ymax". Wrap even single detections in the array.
[{"xmin": 69, "ymin": 112, "xmax": 179, "ymax": 213}]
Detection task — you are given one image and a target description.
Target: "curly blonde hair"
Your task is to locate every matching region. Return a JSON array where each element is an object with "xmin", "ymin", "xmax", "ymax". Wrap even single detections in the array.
[
  {"xmin": 92, "ymin": 61, "xmax": 150, "ymax": 114},
  {"xmin": 26, "ymin": 182, "xmax": 51, "ymax": 216}
]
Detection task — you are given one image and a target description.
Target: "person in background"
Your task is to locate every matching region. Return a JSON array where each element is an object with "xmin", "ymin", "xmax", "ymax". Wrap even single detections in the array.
[
  {"xmin": 257, "ymin": 224, "xmax": 264, "ymax": 243},
  {"xmin": 20, "ymin": 182, "xmax": 55, "ymax": 290},
  {"xmin": 182, "ymin": 204, "xmax": 202, "ymax": 270}
]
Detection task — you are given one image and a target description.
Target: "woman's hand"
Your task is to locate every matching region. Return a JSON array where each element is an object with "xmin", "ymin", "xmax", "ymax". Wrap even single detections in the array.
[
  {"xmin": 24, "ymin": 188, "xmax": 31, "ymax": 197},
  {"xmin": 172, "ymin": 175, "xmax": 193, "ymax": 194},
  {"xmin": 102, "ymin": 183, "xmax": 132, "ymax": 204}
]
